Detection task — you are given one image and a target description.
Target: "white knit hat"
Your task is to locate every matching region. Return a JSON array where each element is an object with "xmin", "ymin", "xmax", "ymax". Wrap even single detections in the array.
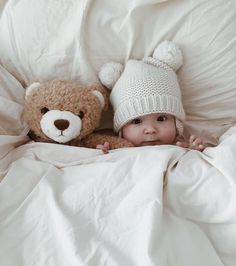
[{"xmin": 99, "ymin": 41, "xmax": 185, "ymax": 135}]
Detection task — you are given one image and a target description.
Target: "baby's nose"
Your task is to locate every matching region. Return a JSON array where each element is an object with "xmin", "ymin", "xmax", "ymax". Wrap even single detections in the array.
[{"xmin": 144, "ymin": 126, "xmax": 157, "ymax": 134}]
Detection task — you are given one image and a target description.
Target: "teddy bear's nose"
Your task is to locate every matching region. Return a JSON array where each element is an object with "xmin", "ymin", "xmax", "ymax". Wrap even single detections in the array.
[{"xmin": 54, "ymin": 119, "xmax": 70, "ymax": 131}]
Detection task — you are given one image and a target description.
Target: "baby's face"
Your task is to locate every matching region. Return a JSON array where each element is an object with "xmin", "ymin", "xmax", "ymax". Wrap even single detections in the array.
[{"xmin": 122, "ymin": 113, "xmax": 176, "ymax": 147}]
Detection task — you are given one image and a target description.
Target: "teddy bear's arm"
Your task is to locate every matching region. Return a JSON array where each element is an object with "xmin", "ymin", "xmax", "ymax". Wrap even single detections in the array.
[{"xmin": 82, "ymin": 133, "xmax": 134, "ymax": 149}]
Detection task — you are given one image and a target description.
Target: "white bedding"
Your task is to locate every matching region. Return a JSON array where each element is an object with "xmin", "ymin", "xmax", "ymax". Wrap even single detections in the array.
[
  {"xmin": 1, "ymin": 135, "xmax": 236, "ymax": 266},
  {"xmin": 1, "ymin": 67, "xmax": 236, "ymax": 265},
  {"xmin": 1, "ymin": 0, "xmax": 236, "ymax": 265}
]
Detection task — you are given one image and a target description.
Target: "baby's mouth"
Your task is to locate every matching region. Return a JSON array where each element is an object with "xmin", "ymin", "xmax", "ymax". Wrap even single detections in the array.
[{"xmin": 141, "ymin": 140, "xmax": 161, "ymax": 146}]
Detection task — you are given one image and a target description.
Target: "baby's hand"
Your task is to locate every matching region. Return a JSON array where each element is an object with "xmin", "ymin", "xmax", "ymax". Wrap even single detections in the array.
[
  {"xmin": 187, "ymin": 135, "xmax": 205, "ymax": 151},
  {"xmin": 176, "ymin": 135, "xmax": 205, "ymax": 151},
  {"xmin": 96, "ymin": 142, "xmax": 110, "ymax": 154}
]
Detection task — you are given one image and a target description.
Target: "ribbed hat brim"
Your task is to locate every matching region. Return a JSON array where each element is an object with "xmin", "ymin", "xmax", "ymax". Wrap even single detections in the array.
[{"xmin": 113, "ymin": 94, "xmax": 185, "ymax": 132}]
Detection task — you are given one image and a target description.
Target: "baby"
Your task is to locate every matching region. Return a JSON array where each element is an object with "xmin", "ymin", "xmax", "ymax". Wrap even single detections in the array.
[{"xmin": 98, "ymin": 41, "xmax": 205, "ymax": 153}]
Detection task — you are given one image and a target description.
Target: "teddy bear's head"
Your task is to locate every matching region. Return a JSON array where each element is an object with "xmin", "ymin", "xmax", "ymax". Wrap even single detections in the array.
[{"xmin": 24, "ymin": 80, "xmax": 109, "ymax": 144}]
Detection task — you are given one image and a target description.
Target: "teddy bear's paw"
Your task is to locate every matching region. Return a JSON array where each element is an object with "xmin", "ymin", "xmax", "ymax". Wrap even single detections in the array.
[{"xmin": 110, "ymin": 138, "xmax": 134, "ymax": 149}]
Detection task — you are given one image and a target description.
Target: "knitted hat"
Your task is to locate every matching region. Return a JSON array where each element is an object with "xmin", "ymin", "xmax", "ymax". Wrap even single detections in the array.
[{"xmin": 99, "ymin": 41, "xmax": 185, "ymax": 135}]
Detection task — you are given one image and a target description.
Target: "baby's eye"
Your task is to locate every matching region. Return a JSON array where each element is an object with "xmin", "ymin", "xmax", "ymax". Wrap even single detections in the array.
[
  {"xmin": 132, "ymin": 118, "xmax": 142, "ymax": 124},
  {"xmin": 157, "ymin": 115, "xmax": 167, "ymax": 122},
  {"xmin": 41, "ymin": 107, "xmax": 49, "ymax": 114},
  {"xmin": 78, "ymin": 111, "xmax": 84, "ymax": 119}
]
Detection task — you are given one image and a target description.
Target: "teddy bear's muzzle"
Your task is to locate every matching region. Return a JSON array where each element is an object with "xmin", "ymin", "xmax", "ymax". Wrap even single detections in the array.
[{"xmin": 40, "ymin": 110, "xmax": 82, "ymax": 143}]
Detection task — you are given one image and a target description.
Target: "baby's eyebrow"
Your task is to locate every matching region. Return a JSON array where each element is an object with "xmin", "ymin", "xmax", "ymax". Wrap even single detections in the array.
[{"xmin": 131, "ymin": 117, "xmax": 142, "ymax": 123}]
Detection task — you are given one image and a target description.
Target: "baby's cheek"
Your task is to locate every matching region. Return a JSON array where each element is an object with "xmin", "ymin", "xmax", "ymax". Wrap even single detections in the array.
[
  {"xmin": 167, "ymin": 124, "xmax": 177, "ymax": 143},
  {"xmin": 122, "ymin": 128, "xmax": 141, "ymax": 146}
]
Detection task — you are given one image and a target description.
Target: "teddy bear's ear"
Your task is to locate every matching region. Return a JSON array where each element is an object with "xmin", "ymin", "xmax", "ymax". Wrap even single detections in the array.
[
  {"xmin": 25, "ymin": 82, "xmax": 41, "ymax": 99},
  {"xmin": 92, "ymin": 90, "xmax": 106, "ymax": 109},
  {"xmin": 88, "ymin": 83, "xmax": 109, "ymax": 111},
  {"xmin": 99, "ymin": 62, "xmax": 123, "ymax": 89}
]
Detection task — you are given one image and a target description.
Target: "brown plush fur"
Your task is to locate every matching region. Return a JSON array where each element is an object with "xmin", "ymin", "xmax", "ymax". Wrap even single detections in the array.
[{"xmin": 24, "ymin": 80, "xmax": 133, "ymax": 149}]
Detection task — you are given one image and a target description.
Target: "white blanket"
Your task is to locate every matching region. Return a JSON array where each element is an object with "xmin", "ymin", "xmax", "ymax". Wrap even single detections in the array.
[
  {"xmin": 0, "ymin": 138, "xmax": 232, "ymax": 266},
  {"xmin": 1, "ymin": 67, "xmax": 236, "ymax": 265}
]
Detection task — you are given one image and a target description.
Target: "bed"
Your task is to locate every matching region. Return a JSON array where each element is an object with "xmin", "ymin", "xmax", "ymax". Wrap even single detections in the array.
[{"xmin": 0, "ymin": 0, "xmax": 236, "ymax": 265}]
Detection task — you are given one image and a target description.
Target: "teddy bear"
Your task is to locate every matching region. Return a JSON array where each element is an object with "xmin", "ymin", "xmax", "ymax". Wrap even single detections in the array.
[{"xmin": 23, "ymin": 79, "xmax": 133, "ymax": 149}]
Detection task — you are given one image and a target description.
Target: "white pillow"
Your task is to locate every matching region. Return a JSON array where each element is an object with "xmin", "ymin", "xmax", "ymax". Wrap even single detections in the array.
[
  {"xmin": 1, "ymin": 0, "xmax": 236, "ymax": 144},
  {"xmin": 0, "ymin": 65, "xmax": 27, "ymax": 135},
  {"xmin": 0, "ymin": 0, "xmax": 7, "ymax": 16}
]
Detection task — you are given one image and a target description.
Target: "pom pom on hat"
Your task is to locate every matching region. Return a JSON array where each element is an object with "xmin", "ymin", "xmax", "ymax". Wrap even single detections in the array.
[
  {"xmin": 152, "ymin": 41, "xmax": 183, "ymax": 71},
  {"xmin": 99, "ymin": 62, "xmax": 124, "ymax": 90}
]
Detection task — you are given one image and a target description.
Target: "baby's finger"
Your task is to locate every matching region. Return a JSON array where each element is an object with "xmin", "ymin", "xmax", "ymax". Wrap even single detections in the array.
[
  {"xmin": 176, "ymin": 141, "xmax": 189, "ymax": 148},
  {"xmin": 96, "ymin": 144, "xmax": 104, "ymax": 149},
  {"xmin": 103, "ymin": 142, "xmax": 110, "ymax": 149},
  {"xmin": 189, "ymin": 135, "xmax": 197, "ymax": 143},
  {"xmin": 199, "ymin": 144, "xmax": 204, "ymax": 149},
  {"xmin": 198, "ymin": 144, "xmax": 205, "ymax": 151},
  {"xmin": 193, "ymin": 137, "xmax": 203, "ymax": 146}
]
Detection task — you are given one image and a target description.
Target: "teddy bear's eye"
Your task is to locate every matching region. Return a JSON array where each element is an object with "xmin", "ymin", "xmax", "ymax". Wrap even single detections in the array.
[
  {"xmin": 78, "ymin": 111, "xmax": 84, "ymax": 119},
  {"xmin": 41, "ymin": 107, "xmax": 49, "ymax": 114}
]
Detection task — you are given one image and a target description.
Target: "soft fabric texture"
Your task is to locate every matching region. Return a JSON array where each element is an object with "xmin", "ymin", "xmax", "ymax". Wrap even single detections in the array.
[
  {"xmin": 99, "ymin": 41, "xmax": 185, "ymax": 134},
  {"xmin": 24, "ymin": 80, "xmax": 108, "ymax": 143},
  {"xmin": 1, "ymin": 141, "xmax": 231, "ymax": 266}
]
